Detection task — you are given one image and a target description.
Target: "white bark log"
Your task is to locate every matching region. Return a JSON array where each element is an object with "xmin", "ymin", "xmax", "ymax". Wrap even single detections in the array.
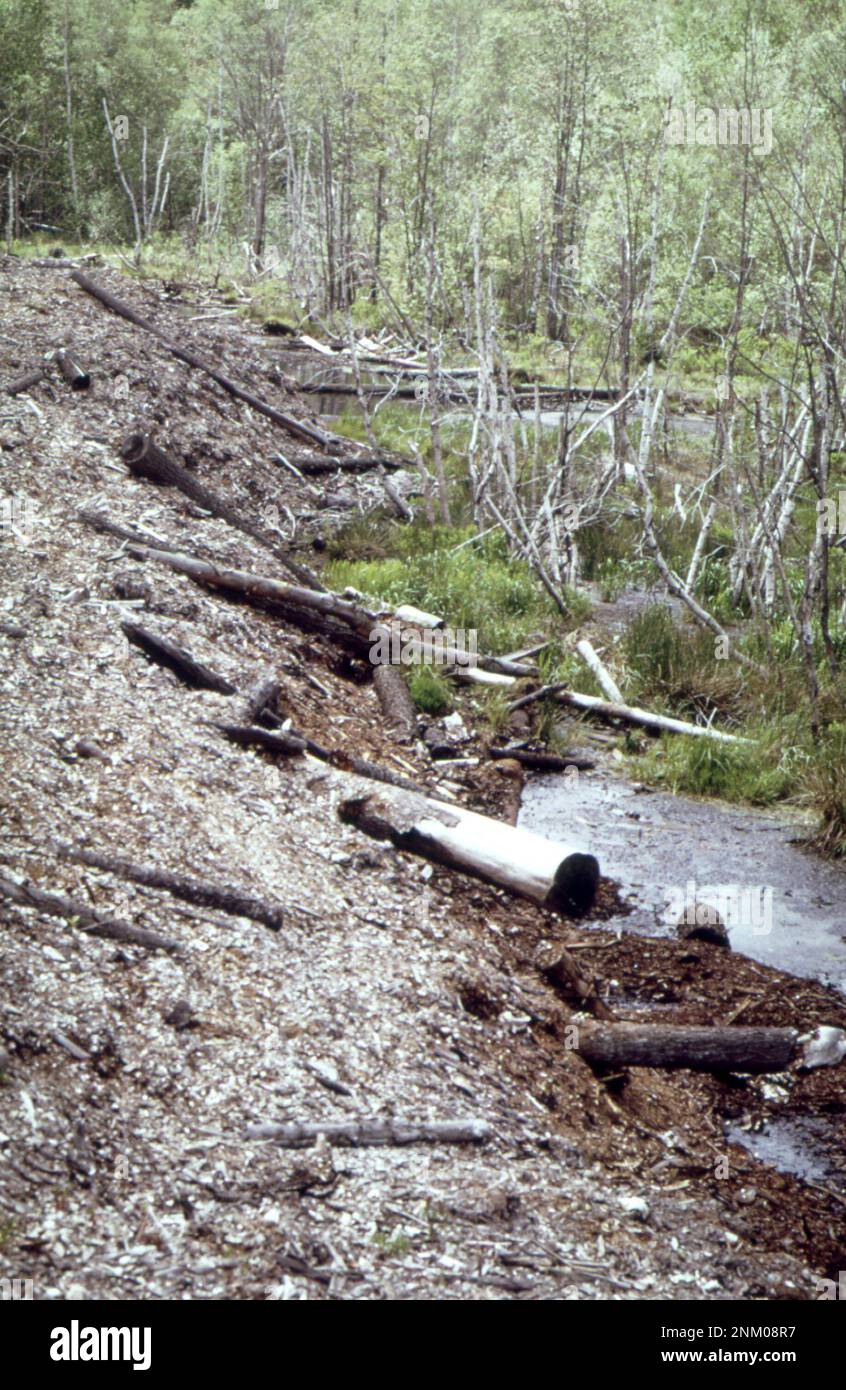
[
  {"xmin": 339, "ymin": 786, "xmax": 599, "ymax": 914},
  {"xmin": 575, "ymin": 639, "xmax": 623, "ymax": 703}
]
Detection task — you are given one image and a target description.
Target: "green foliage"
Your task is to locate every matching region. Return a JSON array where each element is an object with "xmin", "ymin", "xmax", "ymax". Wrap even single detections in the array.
[
  {"xmin": 407, "ymin": 666, "xmax": 452, "ymax": 715},
  {"xmin": 631, "ymin": 731, "xmax": 793, "ymax": 806}
]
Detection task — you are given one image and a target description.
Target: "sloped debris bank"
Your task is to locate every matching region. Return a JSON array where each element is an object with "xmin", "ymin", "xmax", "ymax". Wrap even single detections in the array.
[{"xmin": 1, "ymin": 258, "xmax": 845, "ymax": 1301}]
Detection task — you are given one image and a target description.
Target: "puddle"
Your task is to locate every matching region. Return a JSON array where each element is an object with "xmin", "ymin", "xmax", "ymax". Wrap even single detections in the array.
[
  {"xmin": 727, "ymin": 1116, "xmax": 843, "ymax": 1186},
  {"xmin": 519, "ymin": 770, "xmax": 846, "ymax": 993}
]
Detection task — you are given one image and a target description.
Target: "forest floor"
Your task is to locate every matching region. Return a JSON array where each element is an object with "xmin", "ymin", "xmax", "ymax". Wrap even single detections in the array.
[{"xmin": 1, "ymin": 256, "xmax": 844, "ymax": 1301}]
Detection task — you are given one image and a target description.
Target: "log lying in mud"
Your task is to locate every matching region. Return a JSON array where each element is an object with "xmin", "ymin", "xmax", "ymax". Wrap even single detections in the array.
[
  {"xmin": 244, "ymin": 1117, "xmax": 492, "ymax": 1146},
  {"xmin": 373, "ymin": 662, "xmax": 418, "ymax": 740},
  {"xmin": 56, "ymin": 845, "xmax": 284, "ymax": 932},
  {"xmin": 119, "ymin": 431, "xmax": 324, "ymax": 591},
  {"xmin": 284, "ymin": 452, "xmax": 402, "ymax": 475},
  {"xmin": 509, "ymin": 683, "xmax": 751, "ymax": 744},
  {"xmin": 122, "ymin": 620, "xmax": 237, "ymax": 694},
  {"xmin": 0, "ymin": 872, "xmax": 178, "ymax": 951},
  {"xmin": 489, "ymin": 746, "xmax": 596, "ymax": 772},
  {"xmin": 575, "ymin": 639, "xmax": 624, "ymax": 703},
  {"xmin": 574, "ymin": 1021, "xmax": 846, "ymax": 1074},
  {"xmin": 339, "ymin": 786, "xmax": 600, "ymax": 914}
]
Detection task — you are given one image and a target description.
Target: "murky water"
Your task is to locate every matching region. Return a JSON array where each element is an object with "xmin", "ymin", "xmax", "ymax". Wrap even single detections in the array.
[
  {"xmin": 519, "ymin": 769, "xmax": 846, "ymax": 994},
  {"xmin": 727, "ymin": 1116, "xmax": 842, "ymax": 1185}
]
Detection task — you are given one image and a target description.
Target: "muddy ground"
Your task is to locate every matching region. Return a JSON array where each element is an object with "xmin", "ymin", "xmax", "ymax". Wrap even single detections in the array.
[{"xmin": 0, "ymin": 257, "xmax": 844, "ymax": 1301}]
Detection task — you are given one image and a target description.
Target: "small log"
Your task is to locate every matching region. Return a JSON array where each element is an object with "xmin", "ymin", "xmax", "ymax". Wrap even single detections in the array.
[
  {"xmin": 4, "ymin": 367, "xmax": 48, "ymax": 396},
  {"xmin": 56, "ymin": 845, "xmax": 284, "ymax": 932},
  {"xmin": 0, "ymin": 872, "xmax": 178, "ymax": 951},
  {"xmin": 78, "ymin": 506, "xmax": 183, "ymax": 552},
  {"xmin": 535, "ymin": 941, "xmax": 615, "ymax": 1020},
  {"xmin": 489, "ymin": 746, "xmax": 596, "ymax": 772},
  {"xmin": 287, "ymin": 453, "xmax": 401, "ymax": 475},
  {"xmin": 217, "ymin": 722, "xmax": 423, "ymax": 793},
  {"xmin": 573, "ymin": 1021, "xmax": 839, "ymax": 1073},
  {"xmin": 339, "ymin": 786, "xmax": 599, "ymax": 914},
  {"xmin": 122, "ymin": 620, "xmax": 237, "ymax": 694},
  {"xmin": 119, "ymin": 431, "xmax": 324, "ymax": 591},
  {"xmin": 575, "ymin": 639, "xmax": 623, "ymax": 703},
  {"xmin": 53, "ymin": 348, "xmax": 90, "ymax": 390},
  {"xmin": 244, "ymin": 1117, "xmax": 492, "ymax": 1146},
  {"xmin": 373, "ymin": 662, "xmax": 418, "ymax": 740}
]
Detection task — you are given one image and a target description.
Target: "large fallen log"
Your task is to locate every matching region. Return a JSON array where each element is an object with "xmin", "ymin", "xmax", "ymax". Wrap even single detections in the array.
[
  {"xmin": 509, "ymin": 683, "xmax": 751, "ymax": 744},
  {"xmin": 574, "ymin": 1021, "xmax": 846, "ymax": 1073},
  {"xmin": 0, "ymin": 872, "xmax": 178, "ymax": 951},
  {"xmin": 56, "ymin": 845, "xmax": 284, "ymax": 932},
  {"xmin": 119, "ymin": 431, "xmax": 324, "ymax": 591},
  {"xmin": 244, "ymin": 1117, "xmax": 492, "ymax": 1146},
  {"xmin": 122, "ymin": 620, "xmax": 237, "ymax": 694},
  {"xmin": 70, "ymin": 271, "xmax": 355, "ymax": 455},
  {"xmin": 339, "ymin": 786, "xmax": 599, "ymax": 914},
  {"xmin": 127, "ymin": 545, "xmax": 377, "ymax": 650}
]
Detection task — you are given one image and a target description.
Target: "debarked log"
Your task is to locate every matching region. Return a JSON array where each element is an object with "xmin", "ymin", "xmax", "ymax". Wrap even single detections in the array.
[
  {"xmin": 509, "ymin": 683, "xmax": 751, "ymax": 744},
  {"xmin": 56, "ymin": 845, "xmax": 285, "ymax": 932},
  {"xmin": 339, "ymin": 786, "xmax": 599, "ymax": 914},
  {"xmin": 0, "ymin": 872, "xmax": 178, "ymax": 951},
  {"xmin": 574, "ymin": 1021, "xmax": 846, "ymax": 1073},
  {"xmin": 244, "ymin": 1117, "xmax": 492, "ymax": 1146}
]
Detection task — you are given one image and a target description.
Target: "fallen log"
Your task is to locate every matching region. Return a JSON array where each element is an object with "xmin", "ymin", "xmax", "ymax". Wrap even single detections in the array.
[
  {"xmin": 119, "ymin": 431, "xmax": 325, "ymax": 591},
  {"xmin": 242, "ymin": 674, "xmax": 283, "ymax": 726},
  {"xmin": 285, "ymin": 452, "xmax": 401, "ymax": 475},
  {"xmin": 535, "ymin": 941, "xmax": 615, "ymax": 1020},
  {"xmin": 217, "ymin": 722, "xmax": 423, "ymax": 794},
  {"xmin": 70, "ymin": 271, "xmax": 353, "ymax": 453},
  {"xmin": 122, "ymin": 620, "xmax": 237, "ymax": 694},
  {"xmin": 509, "ymin": 683, "xmax": 751, "ymax": 744},
  {"xmin": 127, "ymin": 545, "xmax": 377, "ymax": 646},
  {"xmin": 339, "ymin": 786, "xmax": 599, "ymax": 914},
  {"xmin": 574, "ymin": 1021, "xmax": 845, "ymax": 1073},
  {"xmin": 56, "ymin": 845, "xmax": 284, "ymax": 932},
  {"xmin": 489, "ymin": 746, "xmax": 596, "ymax": 772},
  {"xmin": 575, "ymin": 639, "xmax": 623, "ymax": 703},
  {"xmin": 244, "ymin": 1117, "xmax": 492, "ymax": 1146},
  {"xmin": 78, "ymin": 506, "xmax": 184, "ymax": 553},
  {"xmin": 53, "ymin": 347, "xmax": 90, "ymax": 390},
  {"xmin": 373, "ymin": 662, "xmax": 418, "ymax": 740},
  {"xmin": 0, "ymin": 872, "xmax": 178, "ymax": 951},
  {"xmin": 4, "ymin": 367, "xmax": 48, "ymax": 396}
]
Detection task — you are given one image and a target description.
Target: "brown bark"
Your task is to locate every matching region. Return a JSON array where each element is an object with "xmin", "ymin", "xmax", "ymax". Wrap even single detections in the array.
[
  {"xmin": 372, "ymin": 662, "xmax": 418, "ymax": 740},
  {"xmin": 119, "ymin": 431, "xmax": 324, "ymax": 591},
  {"xmin": 0, "ymin": 872, "xmax": 178, "ymax": 951},
  {"xmin": 56, "ymin": 845, "xmax": 284, "ymax": 932},
  {"xmin": 122, "ymin": 620, "xmax": 237, "ymax": 694},
  {"xmin": 575, "ymin": 1022, "xmax": 802, "ymax": 1074}
]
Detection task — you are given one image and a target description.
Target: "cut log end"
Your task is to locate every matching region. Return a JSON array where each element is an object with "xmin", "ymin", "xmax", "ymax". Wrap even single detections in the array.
[{"xmin": 546, "ymin": 852, "xmax": 601, "ymax": 916}]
